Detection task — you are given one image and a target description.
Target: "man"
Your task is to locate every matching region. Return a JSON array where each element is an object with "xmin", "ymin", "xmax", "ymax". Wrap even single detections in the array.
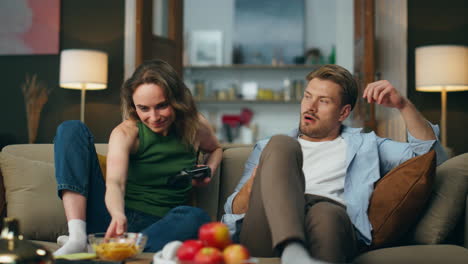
[{"xmin": 221, "ymin": 64, "xmax": 447, "ymax": 264}]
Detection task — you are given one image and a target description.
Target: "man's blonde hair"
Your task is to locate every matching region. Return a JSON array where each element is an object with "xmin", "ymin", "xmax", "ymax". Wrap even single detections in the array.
[{"xmin": 306, "ymin": 64, "xmax": 358, "ymax": 110}]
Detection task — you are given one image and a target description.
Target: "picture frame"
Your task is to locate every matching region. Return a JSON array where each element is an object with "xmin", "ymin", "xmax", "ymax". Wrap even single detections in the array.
[
  {"xmin": 189, "ymin": 30, "xmax": 223, "ymax": 66},
  {"xmin": 0, "ymin": 0, "xmax": 60, "ymax": 55}
]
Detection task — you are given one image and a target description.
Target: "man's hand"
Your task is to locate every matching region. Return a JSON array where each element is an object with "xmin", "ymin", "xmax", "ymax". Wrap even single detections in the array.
[
  {"xmin": 232, "ymin": 167, "xmax": 257, "ymax": 214},
  {"xmin": 105, "ymin": 213, "xmax": 127, "ymax": 238},
  {"xmin": 364, "ymin": 80, "xmax": 435, "ymax": 141},
  {"xmin": 363, "ymin": 80, "xmax": 406, "ymax": 109}
]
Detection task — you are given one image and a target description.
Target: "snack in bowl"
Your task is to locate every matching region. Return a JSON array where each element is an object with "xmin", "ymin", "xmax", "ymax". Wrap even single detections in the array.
[{"xmin": 88, "ymin": 232, "xmax": 147, "ymax": 261}]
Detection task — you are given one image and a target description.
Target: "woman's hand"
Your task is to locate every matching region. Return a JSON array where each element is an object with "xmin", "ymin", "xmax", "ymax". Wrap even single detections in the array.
[
  {"xmin": 105, "ymin": 213, "xmax": 127, "ymax": 238},
  {"xmin": 191, "ymin": 164, "xmax": 212, "ymax": 187}
]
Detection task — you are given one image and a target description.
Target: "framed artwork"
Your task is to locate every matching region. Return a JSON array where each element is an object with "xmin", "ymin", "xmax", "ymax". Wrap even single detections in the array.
[
  {"xmin": 0, "ymin": 0, "xmax": 60, "ymax": 55},
  {"xmin": 234, "ymin": 0, "xmax": 304, "ymax": 65},
  {"xmin": 189, "ymin": 30, "xmax": 223, "ymax": 66}
]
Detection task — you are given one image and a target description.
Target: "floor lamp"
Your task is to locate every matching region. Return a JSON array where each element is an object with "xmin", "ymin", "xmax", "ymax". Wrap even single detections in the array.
[
  {"xmin": 59, "ymin": 49, "xmax": 108, "ymax": 123},
  {"xmin": 415, "ymin": 45, "xmax": 468, "ymax": 147}
]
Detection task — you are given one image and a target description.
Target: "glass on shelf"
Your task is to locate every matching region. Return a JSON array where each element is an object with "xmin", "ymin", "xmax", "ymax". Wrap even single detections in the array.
[{"xmin": 193, "ymin": 80, "xmax": 206, "ymax": 100}]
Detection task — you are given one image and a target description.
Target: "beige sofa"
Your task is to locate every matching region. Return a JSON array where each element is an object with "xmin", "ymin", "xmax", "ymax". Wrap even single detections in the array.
[{"xmin": 1, "ymin": 144, "xmax": 468, "ymax": 264}]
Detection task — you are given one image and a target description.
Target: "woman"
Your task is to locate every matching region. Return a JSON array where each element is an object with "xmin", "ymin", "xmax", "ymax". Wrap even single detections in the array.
[{"xmin": 53, "ymin": 60, "xmax": 222, "ymax": 255}]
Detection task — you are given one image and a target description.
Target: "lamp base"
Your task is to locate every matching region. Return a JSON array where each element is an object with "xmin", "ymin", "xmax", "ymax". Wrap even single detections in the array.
[{"xmin": 80, "ymin": 85, "xmax": 86, "ymax": 123}]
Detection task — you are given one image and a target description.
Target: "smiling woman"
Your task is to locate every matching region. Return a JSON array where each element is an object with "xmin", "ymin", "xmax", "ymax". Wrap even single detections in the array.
[
  {"xmin": 132, "ymin": 84, "xmax": 176, "ymax": 136},
  {"xmin": 51, "ymin": 59, "xmax": 223, "ymax": 256}
]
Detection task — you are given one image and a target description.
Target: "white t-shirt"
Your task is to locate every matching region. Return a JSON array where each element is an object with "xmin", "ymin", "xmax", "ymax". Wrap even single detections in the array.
[{"xmin": 298, "ymin": 136, "xmax": 347, "ymax": 205}]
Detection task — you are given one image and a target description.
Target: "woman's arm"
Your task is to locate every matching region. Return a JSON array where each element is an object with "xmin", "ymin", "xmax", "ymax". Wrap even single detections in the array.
[
  {"xmin": 104, "ymin": 120, "xmax": 139, "ymax": 237},
  {"xmin": 195, "ymin": 114, "xmax": 222, "ymax": 185}
]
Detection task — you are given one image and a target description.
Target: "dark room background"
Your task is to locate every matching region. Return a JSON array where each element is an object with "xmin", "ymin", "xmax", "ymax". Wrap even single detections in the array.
[
  {"xmin": 1, "ymin": 0, "xmax": 467, "ymax": 155},
  {"xmin": 408, "ymin": 0, "xmax": 468, "ymax": 155},
  {"xmin": 0, "ymin": 0, "xmax": 125, "ymax": 146}
]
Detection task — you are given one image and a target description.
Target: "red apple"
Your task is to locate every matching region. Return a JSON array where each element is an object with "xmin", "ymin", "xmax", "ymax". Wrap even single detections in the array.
[
  {"xmin": 194, "ymin": 247, "xmax": 224, "ymax": 264},
  {"xmin": 176, "ymin": 239, "xmax": 204, "ymax": 263},
  {"xmin": 198, "ymin": 222, "xmax": 232, "ymax": 249},
  {"xmin": 223, "ymin": 244, "xmax": 250, "ymax": 264}
]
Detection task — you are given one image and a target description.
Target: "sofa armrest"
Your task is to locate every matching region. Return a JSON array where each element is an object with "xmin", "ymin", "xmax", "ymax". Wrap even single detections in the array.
[{"xmin": 465, "ymin": 194, "xmax": 468, "ymax": 248}]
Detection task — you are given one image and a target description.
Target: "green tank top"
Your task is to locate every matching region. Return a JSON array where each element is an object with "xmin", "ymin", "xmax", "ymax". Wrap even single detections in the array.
[{"xmin": 124, "ymin": 122, "xmax": 196, "ymax": 217}]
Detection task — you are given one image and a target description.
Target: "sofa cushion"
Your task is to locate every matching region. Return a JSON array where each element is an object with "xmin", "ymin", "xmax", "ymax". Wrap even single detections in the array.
[
  {"xmin": 97, "ymin": 154, "xmax": 107, "ymax": 180},
  {"xmin": 354, "ymin": 245, "xmax": 468, "ymax": 264},
  {"xmin": 409, "ymin": 152, "xmax": 468, "ymax": 244},
  {"xmin": 368, "ymin": 150, "xmax": 436, "ymax": 248},
  {"xmin": 0, "ymin": 151, "xmax": 67, "ymax": 241}
]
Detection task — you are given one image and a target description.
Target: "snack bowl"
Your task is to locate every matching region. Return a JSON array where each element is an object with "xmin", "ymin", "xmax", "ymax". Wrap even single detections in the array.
[{"xmin": 88, "ymin": 232, "xmax": 147, "ymax": 261}]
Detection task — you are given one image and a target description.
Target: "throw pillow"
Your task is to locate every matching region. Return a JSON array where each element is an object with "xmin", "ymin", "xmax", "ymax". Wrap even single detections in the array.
[
  {"xmin": 409, "ymin": 152, "xmax": 468, "ymax": 244},
  {"xmin": 0, "ymin": 152, "xmax": 68, "ymax": 241},
  {"xmin": 368, "ymin": 150, "xmax": 436, "ymax": 248},
  {"xmin": 97, "ymin": 153, "xmax": 107, "ymax": 180}
]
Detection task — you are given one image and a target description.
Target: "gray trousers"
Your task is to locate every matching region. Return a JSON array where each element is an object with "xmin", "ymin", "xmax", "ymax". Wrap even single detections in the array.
[{"xmin": 239, "ymin": 135, "xmax": 360, "ymax": 263}]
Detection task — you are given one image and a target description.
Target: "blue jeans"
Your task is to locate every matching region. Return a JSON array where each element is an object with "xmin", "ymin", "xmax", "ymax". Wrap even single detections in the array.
[{"xmin": 54, "ymin": 120, "xmax": 211, "ymax": 252}]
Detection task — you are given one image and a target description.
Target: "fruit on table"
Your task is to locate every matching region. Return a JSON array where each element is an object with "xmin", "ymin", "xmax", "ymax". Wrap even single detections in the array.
[
  {"xmin": 176, "ymin": 239, "xmax": 204, "ymax": 262},
  {"xmin": 223, "ymin": 244, "xmax": 250, "ymax": 264},
  {"xmin": 198, "ymin": 222, "xmax": 232, "ymax": 249},
  {"xmin": 193, "ymin": 247, "xmax": 224, "ymax": 264}
]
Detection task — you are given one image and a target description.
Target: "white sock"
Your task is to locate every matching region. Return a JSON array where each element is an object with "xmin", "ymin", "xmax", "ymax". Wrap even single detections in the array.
[
  {"xmin": 281, "ymin": 242, "xmax": 329, "ymax": 264},
  {"xmin": 57, "ymin": 235, "xmax": 69, "ymax": 246},
  {"xmin": 53, "ymin": 219, "xmax": 87, "ymax": 256}
]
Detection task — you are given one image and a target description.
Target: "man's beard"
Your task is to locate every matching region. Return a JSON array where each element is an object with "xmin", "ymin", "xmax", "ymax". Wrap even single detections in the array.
[
  {"xmin": 299, "ymin": 120, "xmax": 317, "ymax": 138},
  {"xmin": 298, "ymin": 112, "xmax": 320, "ymax": 138}
]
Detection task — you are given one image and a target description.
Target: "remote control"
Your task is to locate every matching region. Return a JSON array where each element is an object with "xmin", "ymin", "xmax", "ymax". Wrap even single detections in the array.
[{"xmin": 167, "ymin": 166, "xmax": 211, "ymax": 186}]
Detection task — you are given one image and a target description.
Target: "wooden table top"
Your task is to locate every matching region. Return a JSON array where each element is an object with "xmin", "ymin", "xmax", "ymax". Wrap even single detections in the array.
[{"xmin": 127, "ymin": 253, "xmax": 281, "ymax": 264}]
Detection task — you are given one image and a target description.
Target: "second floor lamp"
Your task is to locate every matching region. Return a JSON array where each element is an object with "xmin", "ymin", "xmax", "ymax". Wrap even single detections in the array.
[{"xmin": 415, "ymin": 45, "xmax": 468, "ymax": 147}]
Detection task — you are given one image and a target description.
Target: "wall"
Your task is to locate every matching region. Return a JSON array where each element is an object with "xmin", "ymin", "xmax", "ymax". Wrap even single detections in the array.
[
  {"xmin": 306, "ymin": 0, "xmax": 354, "ymax": 72},
  {"xmin": 375, "ymin": 0, "xmax": 407, "ymax": 142},
  {"xmin": 407, "ymin": 0, "xmax": 468, "ymax": 155},
  {"xmin": 184, "ymin": 0, "xmax": 234, "ymax": 65},
  {"xmin": 0, "ymin": 0, "xmax": 125, "ymax": 146}
]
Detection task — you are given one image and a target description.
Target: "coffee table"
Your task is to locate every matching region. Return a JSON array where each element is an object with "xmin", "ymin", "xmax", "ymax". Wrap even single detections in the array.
[{"xmin": 128, "ymin": 253, "xmax": 280, "ymax": 264}]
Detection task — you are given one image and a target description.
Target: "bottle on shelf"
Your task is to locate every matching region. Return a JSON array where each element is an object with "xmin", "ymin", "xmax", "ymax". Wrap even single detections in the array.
[
  {"xmin": 328, "ymin": 45, "xmax": 336, "ymax": 64},
  {"xmin": 283, "ymin": 78, "xmax": 292, "ymax": 101},
  {"xmin": 294, "ymin": 80, "xmax": 305, "ymax": 101}
]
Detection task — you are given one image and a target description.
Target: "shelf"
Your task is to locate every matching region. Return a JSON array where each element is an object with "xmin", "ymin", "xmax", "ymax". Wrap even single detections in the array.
[
  {"xmin": 195, "ymin": 99, "xmax": 301, "ymax": 104},
  {"xmin": 184, "ymin": 64, "xmax": 321, "ymax": 70}
]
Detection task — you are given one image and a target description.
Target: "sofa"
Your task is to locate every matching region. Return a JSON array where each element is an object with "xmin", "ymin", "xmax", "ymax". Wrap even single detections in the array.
[{"xmin": 1, "ymin": 143, "xmax": 468, "ymax": 264}]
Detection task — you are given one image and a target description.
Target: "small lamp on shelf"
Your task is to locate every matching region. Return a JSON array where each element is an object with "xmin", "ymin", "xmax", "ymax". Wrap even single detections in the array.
[
  {"xmin": 59, "ymin": 49, "xmax": 108, "ymax": 123},
  {"xmin": 415, "ymin": 45, "xmax": 468, "ymax": 147}
]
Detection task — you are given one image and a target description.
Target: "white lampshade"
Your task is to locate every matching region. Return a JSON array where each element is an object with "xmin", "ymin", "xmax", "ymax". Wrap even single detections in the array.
[
  {"xmin": 415, "ymin": 45, "xmax": 468, "ymax": 148},
  {"xmin": 59, "ymin": 49, "xmax": 108, "ymax": 90},
  {"xmin": 415, "ymin": 45, "xmax": 468, "ymax": 92}
]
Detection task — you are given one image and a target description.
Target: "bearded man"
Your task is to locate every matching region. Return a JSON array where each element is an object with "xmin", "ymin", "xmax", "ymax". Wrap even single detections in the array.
[{"xmin": 221, "ymin": 64, "xmax": 447, "ymax": 264}]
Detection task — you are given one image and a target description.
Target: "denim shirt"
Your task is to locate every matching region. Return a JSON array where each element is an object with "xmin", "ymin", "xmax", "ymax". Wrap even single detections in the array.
[{"xmin": 221, "ymin": 123, "xmax": 448, "ymax": 245}]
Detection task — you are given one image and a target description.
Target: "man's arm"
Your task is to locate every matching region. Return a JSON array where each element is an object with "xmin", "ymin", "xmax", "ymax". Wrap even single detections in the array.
[
  {"xmin": 363, "ymin": 80, "xmax": 435, "ymax": 141},
  {"xmin": 223, "ymin": 139, "xmax": 266, "ymax": 215},
  {"xmin": 232, "ymin": 167, "xmax": 257, "ymax": 214}
]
